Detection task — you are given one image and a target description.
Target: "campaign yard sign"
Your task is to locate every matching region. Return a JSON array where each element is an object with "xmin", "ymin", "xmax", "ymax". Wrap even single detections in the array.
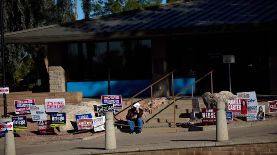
[
  {"xmin": 0, "ymin": 122, "xmax": 13, "ymax": 132},
  {"xmin": 14, "ymin": 99, "xmax": 35, "ymax": 114},
  {"xmin": 226, "ymin": 112, "xmax": 233, "ymax": 123},
  {"xmin": 227, "ymin": 98, "xmax": 248, "ymax": 116},
  {"xmin": 30, "ymin": 105, "xmax": 47, "ymax": 121},
  {"xmin": 92, "ymin": 116, "xmax": 105, "ymax": 132},
  {"xmin": 94, "ymin": 104, "xmax": 114, "ymax": 117},
  {"xmin": 0, "ymin": 87, "xmax": 9, "ymax": 94},
  {"xmin": 38, "ymin": 120, "xmax": 55, "ymax": 134},
  {"xmin": 50, "ymin": 113, "xmax": 66, "ymax": 127},
  {"xmin": 75, "ymin": 114, "xmax": 93, "ymax": 130},
  {"xmin": 101, "ymin": 95, "xmax": 122, "ymax": 110},
  {"xmin": 45, "ymin": 98, "xmax": 65, "ymax": 113},
  {"xmin": 12, "ymin": 116, "xmax": 27, "ymax": 130},
  {"xmin": 257, "ymin": 105, "xmax": 265, "ymax": 121},
  {"xmin": 247, "ymin": 105, "xmax": 258, "ymax": 121},
  {"xmin": 268, "ymin": 100, "xmax": 277, "ymax": 113},
  {"xmin": 201, "ymin": 108, "xmax": 217, "ymax": 124},
  {"xmin": 227, "ymin": 99, "xmax": 241, "ymax": 112},
  {"xmin": 237, "ymin": 91, "xmax": 258, "ymax": 106}
]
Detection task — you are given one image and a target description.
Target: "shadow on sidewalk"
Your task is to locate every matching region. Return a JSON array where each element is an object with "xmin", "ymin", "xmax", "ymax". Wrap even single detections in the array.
[
  {"xmin": 72, "ymin": 147, "xmax": 105, "ymax": 150},
  {"xmin": 171, "ymin": 139, "xmax": 216, "ymax": 142},
  {"xmin": 115, "ymin": 120, "xmax": 131, "ymax": 133}
]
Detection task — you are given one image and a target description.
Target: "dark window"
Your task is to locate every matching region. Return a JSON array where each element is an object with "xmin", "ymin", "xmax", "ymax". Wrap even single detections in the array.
[{"xmin": 66, "ymin": 40, "xmax": 151, "ymax": 81}]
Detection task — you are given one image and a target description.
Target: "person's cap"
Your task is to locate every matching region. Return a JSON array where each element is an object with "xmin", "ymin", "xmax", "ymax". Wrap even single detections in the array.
[{"xmin": 133, "ymin": 102, "xmax": 140, "ymax": 108}]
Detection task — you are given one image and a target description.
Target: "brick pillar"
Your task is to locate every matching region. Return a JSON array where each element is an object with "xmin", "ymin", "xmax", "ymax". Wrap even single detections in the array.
[{"xmin": 49, "ymin": 66, "xmax": 66, "ymax": 92}]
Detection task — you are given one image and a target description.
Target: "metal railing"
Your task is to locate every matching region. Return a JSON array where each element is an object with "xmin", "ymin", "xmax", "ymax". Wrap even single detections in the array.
[
  {"xmin": 144, "ymin": 70, "xmax": 214, "ymax": 127},
  {"xmin": 114, "ymin": 69, "xmax": 176, "ymax": 119},
  {"xmin": 114, "ymin": 69, "xmax": 215, "ymax": 127}
]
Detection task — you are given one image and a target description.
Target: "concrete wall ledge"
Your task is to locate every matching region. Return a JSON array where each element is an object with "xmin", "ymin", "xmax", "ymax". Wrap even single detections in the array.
[{"xmin": 0, "ymin": 91, "xmax": 83, "ymax": 105}]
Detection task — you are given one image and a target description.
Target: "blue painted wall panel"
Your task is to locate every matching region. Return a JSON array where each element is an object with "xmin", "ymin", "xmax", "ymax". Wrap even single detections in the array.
[
  {"xmin": 67, "ymin": 78, "xmax": 195, "ymax": 97},
  {"xmin": 172, "ymin": 78, "xmax": 195, "ymax": 95},
  {"xmin": 67, "ymin": 81, "xmax": 108, "ymax": 97},
  {"xmin": 110, "ymin": 80, "xmax": 151, "ymax": 97}
]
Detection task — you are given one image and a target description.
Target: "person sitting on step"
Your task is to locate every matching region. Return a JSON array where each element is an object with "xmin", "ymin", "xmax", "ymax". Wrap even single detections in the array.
[{"xmin": 126, "ymin": 102, "xmax": 144, "ymax": 134}]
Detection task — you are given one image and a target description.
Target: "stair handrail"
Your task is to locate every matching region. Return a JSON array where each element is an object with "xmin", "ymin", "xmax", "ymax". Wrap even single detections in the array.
[
  {"xmin": 144, "ymin": 69, "xmax": 215, "ymax": 124},
  {"xmin": 175, "ymin": 69, "xmax": 214, "ymax": 97},
  {"xmin": 114, "ymin": 69, "xmax": 176, "ymax": 117}
]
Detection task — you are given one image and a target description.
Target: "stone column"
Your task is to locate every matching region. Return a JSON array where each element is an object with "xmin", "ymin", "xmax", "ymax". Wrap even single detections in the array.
[
  {"xmin": 49, "ymin": 66, "xmax": 65, "ymax": 92},
  {"xmin": 0, "ymin": 118, "xmax": 16, "ymax": 155},
  {"xmin": 216, "ymin": 98, "xmax": 229, "ymax": 141},
  {"xmin": 105, "ymin": 112, "xmax": 116, "ymax": 150}
]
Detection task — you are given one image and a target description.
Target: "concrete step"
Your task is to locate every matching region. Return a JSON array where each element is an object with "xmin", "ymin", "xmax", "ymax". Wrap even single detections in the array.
[
  {"xmin": 143, "ymin": 122, "xmax": 170, "ymax": 128},
  {"xmin": 157, "ymin": 117, "xmax": 190, "ymax": 123},
  {"xmin": 152, "ymin": 108, "xmax": 192, "ymax": 115}
]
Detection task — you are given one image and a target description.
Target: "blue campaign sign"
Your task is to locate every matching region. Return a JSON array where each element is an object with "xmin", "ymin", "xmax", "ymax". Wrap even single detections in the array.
[
  {"xmin": 75, "ymin": 113, "xmax": 93, "ymax": 130},
  {"xmin": 50, "ymin": 113, "xmax": 66, "ymax": 127},
  {"xmin": 14, "ymin": 99, "xmax": 36, "ymax": 114},
  {"xmin": 226, "ymin": 112, "xmax": 233, "ymax": 122},
  {"xmin": 101, "ymin": 95, "xmax": 123, "ymax": 111},
  {"xmin": 12, "ymin": 116, "xmax": 27, "ymax": 130},
  {"xmin": 101, "ymin": 95, "xmax": 122, "ymax": 105},
  {"xmin": 75, "ymin": 113, "xmax": 93, "ymax": 121}
]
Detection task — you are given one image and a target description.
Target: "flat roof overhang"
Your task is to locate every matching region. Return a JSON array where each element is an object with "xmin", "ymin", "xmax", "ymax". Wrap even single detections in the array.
[{"xmin": 4, "ymin": 22, "xmax": 277, "ymax": 44}]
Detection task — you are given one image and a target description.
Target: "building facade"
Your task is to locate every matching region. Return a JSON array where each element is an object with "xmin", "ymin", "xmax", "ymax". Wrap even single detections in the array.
[{"xmin": 5, "ymin": 0, "xmax": 277, "ymax": 97}]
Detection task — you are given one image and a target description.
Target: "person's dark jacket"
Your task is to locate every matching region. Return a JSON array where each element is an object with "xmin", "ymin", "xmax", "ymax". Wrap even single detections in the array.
[{"xmin": 126, "ymin": 107, "xmax": 143, "ymax": 120}]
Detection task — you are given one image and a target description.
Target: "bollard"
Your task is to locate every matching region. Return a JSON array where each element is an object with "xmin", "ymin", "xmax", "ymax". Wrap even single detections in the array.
[
  {"xmin": 0, "ymin": 117, "xmax": 16, "ymax": 155},
  {"xmin": 216, "ymin": 99, "xmax": 229, "ymax": 141},
  {"xmin": 105, "ymin": 112, "xmax": 116, "ymax": 150}
]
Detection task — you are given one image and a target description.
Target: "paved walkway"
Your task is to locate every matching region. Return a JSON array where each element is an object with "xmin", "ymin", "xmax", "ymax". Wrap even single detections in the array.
[{"xmin": 1, "ymin": 120, "xmax": 277, "ymax": 155}]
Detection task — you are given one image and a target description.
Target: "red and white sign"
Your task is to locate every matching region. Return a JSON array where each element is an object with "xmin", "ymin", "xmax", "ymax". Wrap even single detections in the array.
[
  {"xmin": 227, "ymin": 98, "xmax": 242, "ymax": 112},
  {"xmin": 77, "ymin": 118, "xmax": 93, "ymax": 130},
  {"xmin": 0, "ymin": 122, "xmax": 13, "ymax": 132},
  {"xmin": 268, "ymin": 100, "xmax": 277, "ymax": 113},
  {"xmin": 0, "ymin": 87, "xmax": 9, "ymax": 94},
  {"xmin": 14, "ymin": 99, "xmax": 36, "ymax": 114},
  {"xmin": 45, "ymin": 98, "xmax": 65, "ymax": 113},
  {"xmin": 201, "ymin": 108, "xmax": 217, "ymax": 124}
]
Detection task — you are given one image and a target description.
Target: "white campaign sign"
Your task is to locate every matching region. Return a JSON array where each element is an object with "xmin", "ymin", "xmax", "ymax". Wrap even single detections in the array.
[
  {"xmin": 0, "ymin": 87, "xmax": 9, "ymax": 94},
  {"xmin": 237, "ymin": 91, "xmax": 258, "ymax": 106},
  {"xmin": 45, "ymin": 98, "xmax": 65, "ymax": 113},
  {"xmin": 92, "ymin": 116, "xmax": 105, "ymax": 132},
  {"xmin": 30, "ymin": 105, "xmax": 47, "ymax": 121},
  {"xmin": 0, "ymin": 122, "xmax": 13, "ymax": 131}
]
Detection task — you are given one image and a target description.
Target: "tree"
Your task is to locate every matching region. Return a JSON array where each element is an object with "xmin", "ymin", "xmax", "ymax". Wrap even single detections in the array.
[
  {"xmin": 2, "ymin": 0, "xmax": 71, "ymax": 91},
  {"xmin": 123, "ymin": 0, "xmax": 141, "ymax": 11},
  {"xmin": 106, "ymin": 0, "xmax": 123, "ymax": 13},
  {"xmin": 87, "ymin": 0, "xmax": 163, "ymax": 18},
  {"xmin": 56, "ymin": 0, "xmax": 75, "ymax": 23},
  {"xmin": 82, "ymin": 0, "xmax": 91, "ymax": 20}
]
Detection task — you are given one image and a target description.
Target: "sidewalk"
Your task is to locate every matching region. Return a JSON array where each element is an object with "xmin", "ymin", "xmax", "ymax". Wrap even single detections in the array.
[{"xmin": 1, "ymin": 120, "xmax": 277, "ymax": 155}]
